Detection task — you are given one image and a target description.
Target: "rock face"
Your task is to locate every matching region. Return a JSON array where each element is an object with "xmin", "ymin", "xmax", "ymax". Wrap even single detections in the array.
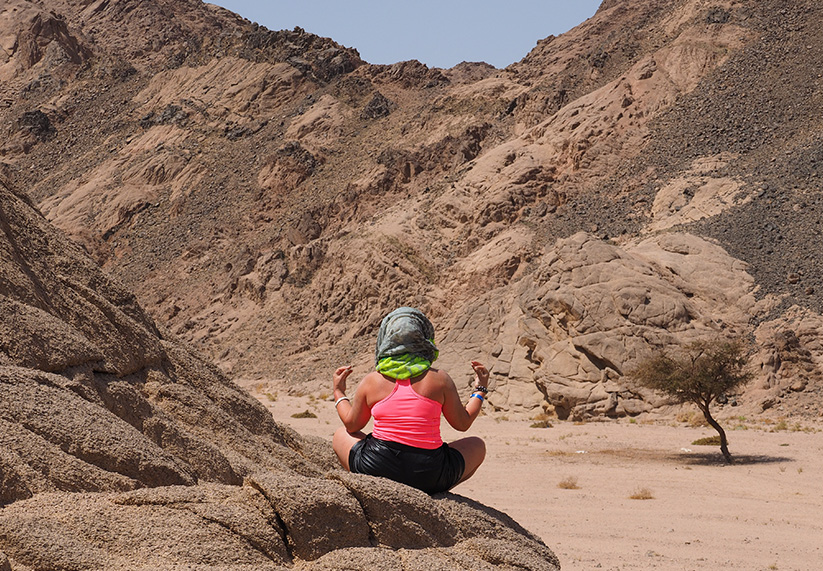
[
  {"xmin": 1, "ymin": 0, "xmax": 822, "ymax": 452},
  {"xmin": 0, "ymin": 177, "xmax": 557, "ymax": 567}
]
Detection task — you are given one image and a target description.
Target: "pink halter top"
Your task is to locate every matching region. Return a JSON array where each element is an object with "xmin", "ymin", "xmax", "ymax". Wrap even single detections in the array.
[{"xmin": 371, "ymin": 378, "xmax": 443, "ymax": 449}]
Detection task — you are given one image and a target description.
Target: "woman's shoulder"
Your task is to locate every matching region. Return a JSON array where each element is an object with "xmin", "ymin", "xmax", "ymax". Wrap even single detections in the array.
[
  {"xmin": 422, "ymin": 367, "xmax": 454, "ymax": 387},
  {"xmin": 361, "ymin": 370, "xmax": 387, "ymax": 386}
]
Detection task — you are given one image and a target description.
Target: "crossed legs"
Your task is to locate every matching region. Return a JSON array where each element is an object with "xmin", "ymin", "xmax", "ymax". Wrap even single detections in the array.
[
  {"xmin": 332, "ymin": 427, "xmax": 366, "ymax": 471},
  {"xmin": 447, "ymin": 436, "xmax": 486, "ymax": 485},
  {"xmin": 332, "ymin": 428, "xmax": 486, "ymax": 488}
]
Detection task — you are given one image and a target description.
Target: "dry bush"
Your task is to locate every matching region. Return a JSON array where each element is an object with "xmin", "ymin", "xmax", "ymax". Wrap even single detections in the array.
[
  {"xmin": 543, "ymin": 450, "xmax": 574, "ymax": 457},
  {"xmin": 676, "ymin": 410, "xmax": 708, "ymax": 427},
  {"xmin": 557, "ymin": 476, "xmax": 580, "ymax": 490},
  {"xmin": 629, "ymin": 487, "xmax": 654, "ymax": 500}
]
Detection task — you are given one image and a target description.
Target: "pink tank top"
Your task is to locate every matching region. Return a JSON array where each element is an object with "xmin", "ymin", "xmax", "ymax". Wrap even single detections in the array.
[{"xmin": 371, "ymin": 378, "xmax": 443, "ymax": 449}]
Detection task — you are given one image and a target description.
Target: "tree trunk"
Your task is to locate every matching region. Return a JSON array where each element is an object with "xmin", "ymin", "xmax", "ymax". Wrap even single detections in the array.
[{"xmin": 699, "ymin": 404, "xmax": 732, "ymax": 463}]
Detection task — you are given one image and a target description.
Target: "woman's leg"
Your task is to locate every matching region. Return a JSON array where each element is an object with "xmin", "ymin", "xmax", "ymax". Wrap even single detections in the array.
[
  {"xmin": 332, "ymin": 427, "xmax": 367, "ymax": 471},
  {"xmin": 448, "ymin": 436, "xmax": 486, "ymax": 485}
]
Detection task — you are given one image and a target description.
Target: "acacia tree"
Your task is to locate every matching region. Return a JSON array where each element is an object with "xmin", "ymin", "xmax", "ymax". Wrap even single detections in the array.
[{"xmin": 630, "ymin": 338, "xmax": 754, "ymax": 463}]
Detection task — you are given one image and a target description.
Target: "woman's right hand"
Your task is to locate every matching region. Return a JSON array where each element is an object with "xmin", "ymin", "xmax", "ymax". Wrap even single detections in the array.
[{"xmin": 333, "ymin": 365, "xmax": 353, "ymax": 395}]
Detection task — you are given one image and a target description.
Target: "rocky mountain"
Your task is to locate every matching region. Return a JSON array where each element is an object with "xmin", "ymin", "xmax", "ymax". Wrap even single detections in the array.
[{"xmin": 3, "ymin": 0, "xmax": 822, "ymax": 423}]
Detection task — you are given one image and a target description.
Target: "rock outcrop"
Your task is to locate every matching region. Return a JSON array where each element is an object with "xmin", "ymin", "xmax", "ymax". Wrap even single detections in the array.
[{"xmin": 436, "ymin": 231, "xmax": 763, "ymax": 418}]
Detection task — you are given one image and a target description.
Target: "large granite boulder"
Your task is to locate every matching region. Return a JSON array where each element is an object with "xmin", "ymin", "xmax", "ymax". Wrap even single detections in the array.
[{"xmin": 440, "ymin": 231, "xmax": 761, "ymax": 419}]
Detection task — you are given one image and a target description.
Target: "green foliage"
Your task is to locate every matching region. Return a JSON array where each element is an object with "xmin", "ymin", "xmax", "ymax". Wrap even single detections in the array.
[
  {"xmin": 629, "ymin": 337, "xmax": 753, "ymax": 463},
  {"xmin": 692, "ymin": 436, "xmax": 722, "ymax": 446},
  {"xmin": 630, "ymin": 338, "xmax": 753, "ymax": 410}
]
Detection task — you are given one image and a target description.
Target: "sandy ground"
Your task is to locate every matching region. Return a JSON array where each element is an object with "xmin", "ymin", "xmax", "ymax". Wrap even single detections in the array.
[{"xmin": 248, "ymin": 388, "xmax": 823, "ymax": 571}]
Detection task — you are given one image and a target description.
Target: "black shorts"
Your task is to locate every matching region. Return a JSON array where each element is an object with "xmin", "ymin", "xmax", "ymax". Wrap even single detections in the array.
[{"xmin": 349, "ymin": 434, "xmax": 465, "ymax": 495}]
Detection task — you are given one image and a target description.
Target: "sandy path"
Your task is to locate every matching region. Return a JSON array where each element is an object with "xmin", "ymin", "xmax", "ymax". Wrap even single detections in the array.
[{"xmin": 254, "ymin": 391, "xmax": 823, "ymax": 571}]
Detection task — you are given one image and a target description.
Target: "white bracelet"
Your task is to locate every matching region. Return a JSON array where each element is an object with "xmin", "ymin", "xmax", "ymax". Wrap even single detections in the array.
[{"xmin": 334, "ymin": 396, "xmax": 350, "ymax": 408}]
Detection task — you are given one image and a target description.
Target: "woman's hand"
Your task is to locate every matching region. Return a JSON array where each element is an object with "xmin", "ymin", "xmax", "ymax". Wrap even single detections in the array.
[
  {"xmin": 333, "ymin": 365, "xmax": 353, "ymax": 396},
  {"xmin": 470, "ymin": 361, "xmax": 489, "ymax": 389}
]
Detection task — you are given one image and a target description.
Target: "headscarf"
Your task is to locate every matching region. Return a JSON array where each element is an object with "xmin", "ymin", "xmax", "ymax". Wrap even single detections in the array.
[{"xmin": 374, "ymin": 307, "xmax": 439, "ymax": 379}]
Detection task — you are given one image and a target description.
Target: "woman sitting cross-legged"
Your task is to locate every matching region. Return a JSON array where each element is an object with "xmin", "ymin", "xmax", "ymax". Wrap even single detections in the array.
[{"xmin": 332, "ymin": 306, "xmax": 488, "ymax": 495}]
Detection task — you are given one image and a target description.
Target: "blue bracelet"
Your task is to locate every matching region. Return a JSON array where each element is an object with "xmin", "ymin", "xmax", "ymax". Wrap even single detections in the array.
[{"xmin": 471, "ymin": 392, "xmax": 484, "ymax": 402}]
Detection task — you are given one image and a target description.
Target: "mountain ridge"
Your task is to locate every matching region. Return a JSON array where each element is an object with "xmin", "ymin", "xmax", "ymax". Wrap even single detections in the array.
[{"xmin": 2, "ymin": 0, "xmax": 821, "ymax": 419}]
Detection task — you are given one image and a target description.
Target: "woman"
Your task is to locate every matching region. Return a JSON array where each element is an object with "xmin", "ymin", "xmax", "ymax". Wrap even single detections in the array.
[{"xmin": 332, "ymin": 307, "xmax": 488, "ymax": 494}]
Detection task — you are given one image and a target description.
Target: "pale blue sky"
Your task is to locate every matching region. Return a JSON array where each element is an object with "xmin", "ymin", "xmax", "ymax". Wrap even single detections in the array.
[{"xmin": 209, "ymin": 1, "xmax": 602, "ymax": 69}]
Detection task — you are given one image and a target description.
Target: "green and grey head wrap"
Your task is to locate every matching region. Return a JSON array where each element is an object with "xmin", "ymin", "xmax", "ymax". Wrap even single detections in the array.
[{"xmin": 374, "ymin": 307, "xmax": 439, "ymax": 379}]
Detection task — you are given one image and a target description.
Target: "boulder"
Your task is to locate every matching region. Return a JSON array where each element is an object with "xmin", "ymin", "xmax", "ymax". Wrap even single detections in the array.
[{"xmin": 443, "ymin": 232, "xmax": 760, "ymax": 419}]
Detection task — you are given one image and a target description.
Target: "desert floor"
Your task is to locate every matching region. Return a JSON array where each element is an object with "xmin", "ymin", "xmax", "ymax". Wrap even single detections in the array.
[{"xmin": 250, "ymin": 387, "xmax": 822, "ymax": 571}]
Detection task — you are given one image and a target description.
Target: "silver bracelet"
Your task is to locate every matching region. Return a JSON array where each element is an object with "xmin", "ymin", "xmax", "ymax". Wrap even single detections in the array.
[{"xmin": 334, "ymin": 396, "xmax": 351, "ymax": 408}]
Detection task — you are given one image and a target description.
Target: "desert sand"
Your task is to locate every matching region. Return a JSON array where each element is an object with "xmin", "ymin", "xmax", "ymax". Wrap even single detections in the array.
[{"xmin": 257, "ymin": 391, "xmax": 822, "ymax": 571}]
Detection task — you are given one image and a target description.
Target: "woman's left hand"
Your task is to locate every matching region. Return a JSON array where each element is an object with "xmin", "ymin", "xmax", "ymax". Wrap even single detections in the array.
[{"xmin": 470, "ymin": 361, "xmax": 489, "ymax": 388}]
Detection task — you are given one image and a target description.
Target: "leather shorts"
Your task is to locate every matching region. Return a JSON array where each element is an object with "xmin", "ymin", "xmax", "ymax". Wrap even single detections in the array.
[{"xmin": 349, "ymin": 434, "xmax": 465, "ymax": 495}]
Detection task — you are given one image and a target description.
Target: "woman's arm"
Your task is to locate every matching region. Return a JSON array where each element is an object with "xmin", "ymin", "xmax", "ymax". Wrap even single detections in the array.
[
  {"xmin": 442, "ymin": 361, "xmax": 490, "ymax": 432},
  {"xmin": 333, "ymin": 366, "xmax": 373, "ymax": 433}
]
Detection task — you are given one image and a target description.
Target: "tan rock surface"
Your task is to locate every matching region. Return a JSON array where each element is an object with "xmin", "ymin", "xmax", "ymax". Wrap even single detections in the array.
[{"xmin": 433, "ymin": 231, "xmax": 765, "ymax": 419}]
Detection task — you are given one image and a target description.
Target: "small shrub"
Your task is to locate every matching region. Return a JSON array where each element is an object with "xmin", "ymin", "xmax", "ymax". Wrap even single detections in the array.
[
  {"xmin": 629, "ymin": 487, "xmax": 654, "ymax": 500},
  {"xmin": 692, "ymin": 435, "xmax": 722, "ymax": 446},
  {"xmin": 291, "ymin": 410, "xmax": 317, "ymax": 419},
  {"xmin": 530, "ymin": 420, "xmax": 553, "ymax": 428},
  {"xmin": 557, "ymin": 476, "xmax": 580, "ymax": 490},
  {"xmin": 676, "ymin": 411, "xmax": 706, "ymax": 427},
  {"xmin": 773, "ymin": 420, "xmax": 789, "ymax": 431}
]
